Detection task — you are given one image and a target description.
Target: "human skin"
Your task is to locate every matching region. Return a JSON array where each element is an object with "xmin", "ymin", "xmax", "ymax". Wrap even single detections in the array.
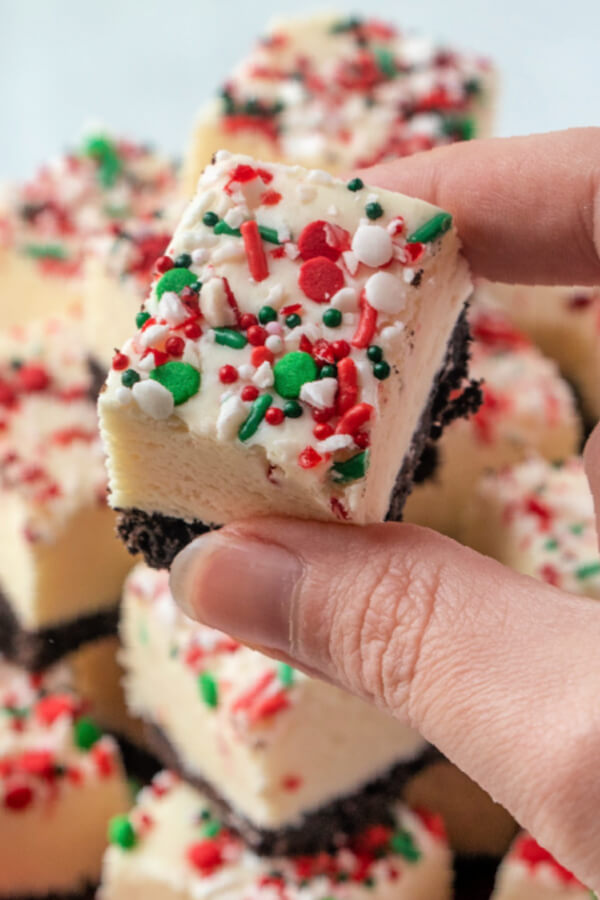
[{"xmin": 170, "ymin": 129, "xmax": 600, "ymax": 890}]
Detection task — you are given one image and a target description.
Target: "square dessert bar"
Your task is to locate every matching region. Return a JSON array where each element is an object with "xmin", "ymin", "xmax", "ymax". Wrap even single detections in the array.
[
  {"xmin": 0, "ymin": 660, "xmax": 131, "ymax": 898},
  {"xmin": 99, "ymin": 152, "xmax": 474, "ymax": 567},
  {"xmin": 120, "ymin": 564, "xmax": 434, "ymax": 856},
  {"xmin": 0, "ymin": 318, "xmax": 134, "ymax": 669},
  {"xmin": 404, "ymin": 308, "xmax": 582, "ymax": 538},
  {"xmin": 0, "ymin": 131, "xmax": 176, "ymax": 327},
  {"xmin": 491, "ymin": 833, "xmax": 590, "ymax": 900},
  {"xmin": 100, "ymin": 773, "xmax": 452, "ymax": 900},
  {"xmin": 182, "ymin": 11, "xmax": 495, "ymax": 193},
  {"xmin": 463, "ymin": 457, "xmax": 600, "ymax": 598}
]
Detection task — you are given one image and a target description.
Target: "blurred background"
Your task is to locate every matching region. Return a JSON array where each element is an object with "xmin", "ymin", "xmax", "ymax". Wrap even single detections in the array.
[{"xmin": 1, "ymin": 0, "xmax": 598, "ymax": 178}]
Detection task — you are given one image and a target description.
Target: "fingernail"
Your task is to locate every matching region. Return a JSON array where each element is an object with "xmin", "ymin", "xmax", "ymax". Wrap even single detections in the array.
[{"xmin": 169, "ymin": 531, "xmax": 304, "ymax": 651}]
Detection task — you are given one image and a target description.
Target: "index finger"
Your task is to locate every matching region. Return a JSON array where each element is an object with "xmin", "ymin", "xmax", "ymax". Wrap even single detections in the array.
[{"xmin": 358, "ymin": 128, "xmax": 600, "ymax": 286}]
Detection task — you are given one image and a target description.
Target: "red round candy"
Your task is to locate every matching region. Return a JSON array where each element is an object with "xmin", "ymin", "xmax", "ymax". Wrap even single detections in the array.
[
  {"xmin": 155, "ymin": 255, "xmax": 173, "ymax": 274},
  {"xmin": 240, "ymin": 313, "xmax": 258, "ymax": 330},
  {"xmin": 246, "ymin": 325, "xmax": 267, "ymax": 346},
  {"xmin": 251, "ymin": 346, "xmax": 274, "ymax": 368},
  {"xmin": 166, "ymin": 336, "xmax": 185, "ymax": 358},
  {"xmin": 313, "ymin": 423, "xmax": 333, "ymax": 440},
  {"xmin": 17, "ymin": 364, "xmax": 50, "ymax": 393},
  {"xmin": 184, "ymin": 321, "xmax": 202, "ymax": 339},
  {"xmin": 298, "ymin": 257, "xmax": 344, "ymax": 303},
  {"xmin": 354, "ymin": 431, "xmax": 370, "ymax": 449},
  {"xmin": 219, "ymin": 365, "xmax": 238, "ymax": 384},
  {"xmin": 298, "ymin": 446, "xmax": 323, "ymax": 469},
  {"xmin": 112, "ymin": 352, "xmax": 129, "ymax": 371},
  {"xmin": 187, "ymin": 840, "xmax": 223, "ymax": 874},
  {"xmin": 331, "ymin": 340, "xmax": 350, "ymax": 360},
  {"xmin": 4, "ymin": 783, "xmax": 33, "ymax": 811},
  {"xmin": 241, "ymin": 385, "xmax": 259, "ymax": 402},
  {"xmin": 312, "ymin": 406, "xmax": 334, "ymax": 423},
  {"xmin": 298, "ymin": 220, "xmax": 341, "ymax": 261},
  {"xmin": 265, "ymin": 407, "xmax": 284, "ymax": 426}
]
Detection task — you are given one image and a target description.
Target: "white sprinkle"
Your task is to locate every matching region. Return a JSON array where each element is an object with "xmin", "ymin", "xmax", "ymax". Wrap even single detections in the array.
[
  {"xmin": 137, "ymin": 355, "xmax": 156, "ymax": 372},
  {"xmin": 140, "ymin": 323, "xmax": 169, "ymax": 348},
  {"xmin": 216, "ymin": 394, "xmax": 247, "ymax": 440},
  {"xmin": 266, "ymin": 284, "xmax": 286, "ymax": 308},
  {"xmin": 238, "ymin": 364, "xmax": 255, "ymax": 380},
  {"xmin": 115, "ymin": 386, "xmax": 133, "ymax": 406},
  {"xmin": 191, "ymin": 248, "xmax": 209, "ymax": 265},
  {"xmin": 252, "ymin": 361, "xmax": 274, "ymax": 389},
  {"xmin": 265, "ymin": 334, "xmax": 283, "ymax": 354},
  {"xmin": 201, "ymin": 278, "xmax": 236, "ymax": 327},
  {"xmin": 132, "ymin": 380, "xmax": 174, "ymax": 420},
  {"xmin": 342, "ymin": 250, "xmax": 359, "ymax": 276},
  {"xmin": 284, "ymin": 241, "xmax": 299, "ymax": 260},
  {"xmin": 300, "ymin": 377, "xmax": 337, "ymax": 410},
  {"xmin": 380, "ymin": 323, "xmax": 406, "ymax": 347},
  {"xmin": 331, "ymin": 287, "xmax": 358, "ymax": 311},
  {"xmin": 316, "ymin": 434, "xmax": 355, "ymax": 454},
  {"xmin": 158, "ymin": 292, "xmax": 188, "ymax": 327},
  {"xmin": 327, "ymin": 204, "xmax": 339, "ymax": 217},
  {"xmin": 214, "ymin": 149, "xmax": 232, "ymax": 162},
  {"xmin": 224, "ymin": 206, "xmax": 248, "ymax": 229},
  {"xmin": 306, "ymin": 168, "xmax": 335, "ymax": 184},
  {"xmin": 265, "ymin": 321, "xmax": 282, "ymax": 335},
  {"xmin": 351, "ymin": 225, "xmax": 393, "ymax": 267},
  {"xmin": 364, "ymin": 271, "xmax": 407, "ymax": 314},
  {"xmin": 403, "ymin": 268, "xmax": 416, "ymax": 284},
  {"xmin": 211, "ymin": 239, "xmax": 245, "ymax": 263},
  {"xmin": 297, "ymin": 184, "xmax": 317, "ymax": 204}
]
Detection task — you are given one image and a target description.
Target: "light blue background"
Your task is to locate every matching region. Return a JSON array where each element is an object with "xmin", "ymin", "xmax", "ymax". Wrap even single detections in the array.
[{"xmin": 1, "ymin": 0, "xmax": 598, "ymax": 178}]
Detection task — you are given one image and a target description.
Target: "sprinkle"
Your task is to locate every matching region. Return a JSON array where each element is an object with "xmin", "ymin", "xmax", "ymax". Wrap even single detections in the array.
[
  {"xmin": 285, "ymin": 313, "xmax": 302, "ymax": 329},
  {"xmin": 265, "ymin": 406, "xmax": 284, "ymax": 425},
  {"xmin": 155, "ymin": 267, "xmax": 198, "ymax": 299},
  {"xmin": 331, "ymin": 450, "xmax": 370, "ymax": 483},
  {"xmin": 265, "ymin": 334, "xmax": 283, "ymax": 354},
  {"xmin": 336, "ymin": 402, "xmax": 374, "ymax": 435},
  {"xmin": 214, "ymin": 220, "xmax": 241, "ymax": 237},
  {"xmin": 352, "ymin": 293, "xmax": 378, "ymax": 348},
  {"xmin": 132, "ymin": 379, "xmax": 175, "ymax": 419},
  {"xmin": 300, "ymin": 377, "xmax": 338, "ymax": 410},
  {"xmin": 241, "ymin": 220, "xmax": 269, "ymax": 282},
  {"xmin": 214, "ymin": 328, "xmax": 248, "ymax": 349},
  {"xmin": 24, "ymin": 242, "xmax": 68, "ymax": 260},
  {"xmin": 155, "ymin": 255, "xmax": 173, "ymax": 274},
  {"xmin": 239, "ymin": 394, "xmax": 273, "ymax": 441},
  {"xmin": 298, "ymin": 446, "xmax": 323, "ymax": 469},
  {"xmin": 298, "ymin": 257, "xmax": 344, "ymax": 303},
  {"xmin": 73, "ymin": 716, "xmax": 103, "ymax": 750},
  {"xmin": 278, "ymin": 663, "xmax": 295, "ymax": 686},
  {"xmin": 174, "ymin": 252, "xmax": 192, "ymax": 268},
  {"xmin": 331, "ymin": 287, "xmax": 358, "ymax": 311},
  {"xmin": 283, "ymin": 400, "xmax": 303, "ymax": 418},
  {"xmin": 251, "ymin": 346, "xmax": 274, "ymax": 368},
  {"xmin": 219, "ymin": 365, "xmax": 238, "ymax": 384},
  {"xmin": 108, "ymin": 815, "xmax": 137, "ymax": 850},
  {"xmin": 390, "ymin": 829, "xmax": 422, "ymax": 862},
  {"xmin": 140, "ymin": 323, "xmax": 169, "ymax": 348},
  {"xmin": 407, "ymin": 211, "xmax": 452, "ymax": 243},
  {"xmin": 323, "ymin": 308, "xmax": 342, "ymax": 328},
  {"xmin": 336, "ymin": 357, "xmax": 358, "ymax": 414},
  {"xmin": 373, "ymin": 360, "xmax": 391, "ymax": 379},
  {"xmin": 216, "ymin": 395, "xmax": 247, "ymax": 440},
  {"xmin": 318, "ymin": 433, "xmax": 354, "ymax": 454},
  {"xmin": 187, "ymin": 840, "xmax": 223, "ymax": 874},
  {"xmin": 252, "ymin": 360, "xmax": 274, "ymax": 389},
  {"xmin": 83, "ymin": 134, "xmax": 122, "ymax": 187},
  {"xmin": 136, "ymin": 310, "xmax": 151, "ymax": 329},
  {"xmin": 121, "ymin": 369, "xmax": 140, "ymax": 388},
  {"xmin": 366, "ymin": 345, "xmax": 383, "ymax": 362},
  {"xmin": 351, "ymin": 224, "xmax": 393, "ymax": 267},
  {"xmin": 241, "ymin": 385, "xmax": 259, "ymax": 402},
  {"xmin": 198, "ymin": 672, "xmax": 219, "ymax": 708},
  {"xmin": 158, "ymin": 292, "xmax": 189, "ymax": 326},
  {"xmin": 203, "ymin": 211, "xmax": 219, "ymax": 227},
  {"xmin": 247, "ymin": 325, "xmax": 267, "ymax": 346},
  {"xmin": 365, "ymin": 271, "xmax": 407, "ymax": 313},
  {"xmin": 258, "ymin": 305, "xmax": 277, "ymax": 324},
  {"xmin": 575, "ymin": 562, "xmax": 600, "ymax": 580},
  {"xmin": 347, "ymin": 177, "xmax": 364, "ymax": 191},
  {"xmin": 258, "ymin": 225, "xmax": 281, "ymax": 244},
  {"xmin": 365, "ymin": 201, "xmax": 384, "ymax": 220},
  {"xmin": 4, "ymin": 783, "xmax": 33, "ymax": 811},
  {"xmin": 150, "ymin": 361, "xmax": 201, "ymax": 406},
  {"xmin": 298, "ymin": 220, "xmax": 343, "ymax": 262},
  {"xmin": 166, "ymin": 336, "xmax": 185, "ymax": 358},
  {"xmin": 274, "ymin": 351, "xmax": 318, "ymax": 399},
  {"xmin": 319, "ymin": 364, "xmax": 337, "ymax": 379}
]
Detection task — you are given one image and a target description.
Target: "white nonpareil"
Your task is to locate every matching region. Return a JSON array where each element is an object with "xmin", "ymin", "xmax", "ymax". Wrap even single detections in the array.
[
  {"xmin": 365, "ymin": 271, "xmax": 407, "ymax": 314},
  {"xmin": 351, "ymin": 224, "xmax": 393, "ymax": 268}
]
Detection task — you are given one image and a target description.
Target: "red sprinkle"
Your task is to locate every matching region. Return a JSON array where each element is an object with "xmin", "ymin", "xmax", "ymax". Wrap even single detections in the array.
[
  {"xmin": 354, "ymin": 431, "xmax": 370, "ymax": 449},
  {"xmin": 246, "ymin": 325, "xmax": 267, "ymax": 347},
  {"xmin": 222, "ymin": 277, "xmax": 242, "ymax": 328},
  {"xmin": 155, "ymin": 255, "xmax": 173, "ymax": 274},
  {"xmin": 525, "ymin": 496, "xmax": 553, "ymax": 531},
  {"xmin": 184, "ymin": 321, "xmax": 202, "ymax": 340},
  {"xmin": 241, "ymin": 385, "xmax": 259, "ymax": 402},
  {"xmin": 92, "ymin": 743, "xmax": 114, "ymax": 778},
  {"xmin": 251, "ymin": 346, "xmax": 274, "ymax": 367},
  {"xmin": 260, "ymin": 189, "xmax": 282, "ymax": 206},
  {"xmin": 231, "ymin": 671, "xmax": 276, "ymax": 714},
  {"xmin": 165, "ymin": 336, "xmax": 185, "ymax": 358},
  {"xmin": 112, "ymin": 352, "xmax": 129, "ymax": 371},
  {"xmin": 314, "ymin": 423, "xmax": 334, "ymax": 440},
  {"xmin": 404, "ymin": 241, "xmax": 425, "ymax": 264},
  {"xmin": 265, "ymin": 407, "xmax": 284, "ymax": 425},
  {"xmin": 312, "ymin": 406, "xmax": 335, "ymax": 423},
  {"xmin": 298, "ymin": 446, "xmax": 323, "ymax": 469},
  {"xmin": 4, "ymin": 783, "xmax": 33, "ymax": 811},
  {"xmin": 414, "ymin": 808, "xmax": 447, "ymax": 842},
  {"xmin": 336, "ymin": 357, "xmax": 358, "ymax": 415},
  {"xmin": 187, "ymin": 840, "xmax": 224, "ymax": 874},
  {"xmin": 298, "ymin": 257, "xmax": 344, "ymax": 303},
  {"xmin": 331, "ymin": 339, "xmax": 351, "ymax": 360},
  {"xmin": 241, "ymin": 220, "xmax": 269, "ymax": 282},
  {"xmin": 219, "ymin": 365, "xmax": 238, "ymax": 384},
  {"xmin": 240, "ymin": 313, "xmax": 258, "ymax": 330},
  {"xmin": 281, "ymin": 774, "xmax": 303, "ymax": 792},
  {"xmin": 16, "ymin": 364, "xmax": 50, "ymax": 393},
  {"xmin": 335, "ymin": 402, "xmax": 373, "ymax": 435},
  {"xmin": 513, "ymin": 834, "xmax": 579, "ymax": 885},
  {"xmin": 298, "ymin": 220, "xmax": 344, "ymax": 262},
  {"xmin": 299, "ymin": 334, "xmax": 314, "ymax": 356},
  {"xmin": 35, "ymin": 694, "xmax": 77, "ymax": 725},
  {"xmin": 352, "ymin": 292, "xmax": 378, "ymax": 348}
]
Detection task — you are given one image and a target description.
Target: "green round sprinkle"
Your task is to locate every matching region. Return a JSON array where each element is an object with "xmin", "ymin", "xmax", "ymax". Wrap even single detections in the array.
[
  {"xmin": 214, "ymin": 328, "xmax": 248, "ymax": 349},
  {"xmin": 200, "ymin": 808, "xmax": 212, "ymax": 821},
  {"xmin": 366, "ymin": 345, "xmax": 383, "ymax": 363},
  {"xmin": 544, "ymin": 538, "xmax": 559, "ymax": 551},
  {"xmin": 149, "ymin": 361, "xmax": 201, "ymax": 406},
  {"xmin": 121, "ymin": 369, "xmax": 140, "ymax": 388},
  {"xmin": 464, "ymin": 77, "xmax": 481, "ymax": 95},
  {"xmin": 285, "ymin": 313, "xmax": 302, "ymax": 329},
  {"xmin": 347, "ymin": 177, "xmax": 364, "ymax": 192},
  {"xmin": 273, "ymin": 352, "xmax": 318, "ymax": 399},
  {"xmin": 136, "ymin": 310, "xmax": 151, "ymax": 329},
  {"xmin": 258, "ymin": 305, "xmax": 277, "ymax": 325},
  {"xmin": 214, "ymin": 220, "xmax": 241, "ymax": 237},
  {"xmin": 73, "ymin": 715, "xmax": 103, "ymax": 751},
  {"xmin": 373, "ymin": 360, "xmax": 391, "ymax": 380},
  {"xmin": 198, "ymin": 671, "xmax": 219, "ymax": 708},
  {"xmin": 319, "ymin": 364, "xmax": 337, "ymax": 379},
  {"xmin": 202, "ymin": 820, "xmax": 221, "ymax": 838},
  {"xmin": 108, "ymin": 815, "xmax": 137, "ymax": 850},
  {"xmin": 203, "ymin": 211, "xmax": 219, "ymax": 227},
  {"xmin": 156, "ymin": 267, "xmax": 198, "ymax": 300},
  {"xmin": 407, "ymin": 212, "xmax": 453, "ymax": 244},
  {"xmin": 390, "ymin": 829, "xmax": 421, "ymax": 862},
  {"xmin": 331, "ymin": 450, "xmax": 370, "ymax": 484},
  {"xmin": 239, "ymin": 394, "xmax": 273, "ymax": 441},
  {"xmin": 278, "ymin": 663, "xmax": 295, "ymax": 686},
  {"xmin": 283, "ymin": 399, "xmax": 303, "ymax": 418},
  {"xmin": 322, "ymin": 308, "xmax": 342, "ymax": 328},
  {"xmin": 365, "ymin": 201, "xmax": 384, "ymax": 220},
  {"xmin": 174, "ymin": 252, "xmax": 192, "ymax": 268}
]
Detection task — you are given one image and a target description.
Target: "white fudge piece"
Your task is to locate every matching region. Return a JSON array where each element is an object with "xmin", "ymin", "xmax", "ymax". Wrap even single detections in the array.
[
  {"xmin": 463, "ymin": 457, "xmax": 600, "ymax": 598},
  {"xmin": 99, "ymin": 153, "xmax": 472, "ymax": 548},
  {"xmin": 120, "ymin": 564, "xmax": 429, "ymax": 849},
  {"xmin": 491, "ymin": 833, "xmax": 591, "ymax": 899},
  {"xmin": 404, "ymin": 308, "xmax": 581, "ymax": 537},
  {"xmin": 0, "ymin": 659, "xmax": 130, "ymax": 897},
  {"xmin": 182, "ymin": 12, "xmax": 496, "ymax": 193},
  {"xmin": 100, "ymin": 774, "xmax": 452, "ymax": 900}
]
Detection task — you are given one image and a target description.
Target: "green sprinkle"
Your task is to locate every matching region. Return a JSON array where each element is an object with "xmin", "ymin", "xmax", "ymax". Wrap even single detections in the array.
[
  {"xmin": 155, "ymin": 267, "xmax": 198, "ymax": 299},
  {"xmin": 366, "ymin": 345, "xmax": 383, "ymax": 363},
  {"xmin": 331, "ymin": 450, "xmax": 370, "ymax": 484},
  {"xmin": 258, "ymin": 225, "xmax": 281, "ymax": 245},
  {"xmin": 108, "ymin": 815, "xmax": 137, "ymax": 850},
  {"xmin": 575, "ymin": 561, "xmax": 600, "ymax": 580},
  {"xmin": 319, "ymin": 364, "xmax": 337, "ymax": 379},
  {"xmin": 283, "ymin": 399, "xmax": 303, "ymax": 418},
  {"xmin": 200, "ymin": 807, "xmax": 212, "ymax": 821},
  {"xmin": 323, "ymin": 308, "xmax": 342, "ymax": 328},
  {"xmin": 202, "ymin": 820, "xmax": 222, "ymax": 838},
  {"xmin": 273, "ymin": 351, "xmax": 318, "ymax": 399},
  {"xmin": 136, "ymin": 310, "xmax": 151, "ymax": 329},
  {"xmin": 214, "ymin": 327, "xmax": 248, "ymax": 349},
  {"xmin": 83, "ymin": 135, "xmax": 122, "ymax": 188},
  {"xmin": 330, "ymin": 15, "xmax": 363, "ymax": 33},
  {"xmin": 214, "ymin": 220, "xmax": 241, "ymax": 237},
  {"xmin": 2, "ymin": 706, "xmax": 28, "ymax": 719},
  {"xmin": 121, "ymin": 368, "xmax": 140, "ymax": 389},
  {"xmin": 346, "ymin": 177, "xmax": 364, "ymax": 192},
  {"xmin": 373, "ymin": 360, "xmax": 391, "ymax": 380},
  {"xmin": 363, "ymin": 876, "xmax": 376, "ymax": 888},
  {"xmin": 23, "ymin": 242, "xmax": 68, "ymax": 260},
  {"xmin": 464, "ymin": 77, "xmax": 481, "ymax": 96},
  {"xmin": 365, "ymin": 201, "xmax": 384, "ymax": 220},
  {"xmin": 407, "ymin": 212, "xmax": 453, "ymax": 243},
  {"xmin": 374, "ymin": 47, "xmax": 397, "ymax": 78},
  {"xmin": 73, "ymin": 716, "xmax": 103, "ymax": 751},
  {"xmin": 544, "ymin": 538, "xmax": 559, "ymax": 551},
  {"xmin": 278, "ymin": 663, "xmax": 295, "ymax": 686},
  {"xmin": 570, "ymin": 523, "xmax": 585, "ymax": 535},
  {"xmin": 198, "ymin": 671, "xmax": 219, "ymax": 708},
  {"xmin": 203, "ymin": 211, "xmax": 219, "ymax": 227},
  {"xmin": 239, "ymin": 394, "xmax": 273, "ymax": 441},
  {"xmin": 285, "ymin": 313, "xmax": 302, "ymax": 329},
  {"xmin": 150, "ymin": 361, "xmax": 201, "ymax": 406},
  {"xmin": 442, "ymin": 116, "xmax": 476, "ymax": 141},
  {"xmin": 390, "ymin": 829, "xmax": 422, "ymax": 862},
  {"xmin": 258, "ymin": 305, "xmax": 277, "ymax": 324},
  {"xmin": 174, "ymin": 252, "xmax": 192, "ymax": 268}
]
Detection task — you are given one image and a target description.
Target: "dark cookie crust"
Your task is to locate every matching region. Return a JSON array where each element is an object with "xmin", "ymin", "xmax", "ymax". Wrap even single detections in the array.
[
  {"xmin": 146, "ymin": 723, "xmax": 440, "ymax": 857},
  {"xmin": 0, "ymin": 591, "xmax": 119, "ymax": 671},
  {"xmin": 116, "ymin": 305, "xmax": 481, "ymax": 569},
  {"xmin": 5, "ymin": 885, "xmax": 96, "ymax": 900}
]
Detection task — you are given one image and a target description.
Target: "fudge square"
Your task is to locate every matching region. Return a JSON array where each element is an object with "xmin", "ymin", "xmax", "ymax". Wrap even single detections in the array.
[
  {"xmin": 100, "ymin": 773, "xmax": 452, "ymax": 900},
  {"xmin": 491, "ymin": 833, "xmax": 590, "ymax": 900},
  {"xmin": 120, "ymin": 564, "xmax": 434, "ymax": 856},
  {"xmin": 0, "ymin": 318, "xmax": 134, "ymax": 670},
  {"xmin": 99, "ymin": 152, "xmax": 474, "ymax": 566},
  {"xmin": 0, "ymin": 131, "xmax": 176, "ymax": 327},
  {"xmin": 404, "ymin": 308, "xmax": 581, "ymax": 538},
  {"xmin": 0, "ymin": 660, "xmax": 131, "ymax": 898},
  {"xmin": 182, "ymin": 11, "xmax": 495, "ymax": 194},
  {"xmin": 463, "ymin": 457, "xmax": 600, "ymax": 599}
]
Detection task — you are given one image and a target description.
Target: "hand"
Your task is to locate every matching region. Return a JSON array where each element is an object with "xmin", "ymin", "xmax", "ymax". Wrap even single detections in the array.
[{"xmin": 170, "ymin": 128, "xmax": 600, "ymax": 890}]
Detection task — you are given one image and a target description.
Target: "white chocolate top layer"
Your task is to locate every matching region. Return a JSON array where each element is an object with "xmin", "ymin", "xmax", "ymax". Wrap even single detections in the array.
[{"xmin": 492, "ymin": 833, "xmax": 589, "ymax": 899}]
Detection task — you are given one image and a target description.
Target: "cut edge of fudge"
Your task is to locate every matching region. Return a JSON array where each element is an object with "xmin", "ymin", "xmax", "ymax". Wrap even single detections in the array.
[{"xmin": 146, "ymin": 722, "xmax": 440, "ymax": 857}]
